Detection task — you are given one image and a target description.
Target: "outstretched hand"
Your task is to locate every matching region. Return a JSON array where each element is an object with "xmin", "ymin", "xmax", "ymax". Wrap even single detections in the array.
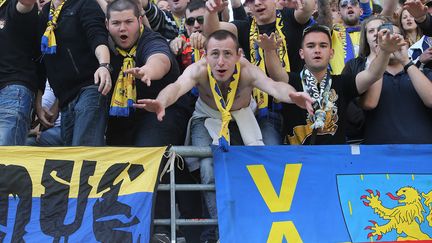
[
  {"xmin": 378, "ymin": 29, "xmax": 407, "ymax": 54},
  {"xmin": 133, "ymin": 99, "xmax": 166, "ymax": 121},
  {"xmin": 289, "ymin": 92, "xmax": 314, "ymax": 115},
  {"xmin": 125, "ymin": 66, "xmax": 152, "ymax": 86},
  {"xmin": 256, "ymin": 33, "xmax": 282, "ymax": 51},
  {"xmin": 403, "ymin": 0, "xmax": 428, "ymax": 21},
  {"xmin": 206, "ymin": 0, "xmax": 228, "ymax": 14}
]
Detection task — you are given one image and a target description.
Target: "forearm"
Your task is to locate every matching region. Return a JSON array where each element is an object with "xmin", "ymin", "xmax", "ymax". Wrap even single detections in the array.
[
  {"xmin": 95, "ymin": 45, "xmax": 110, "ymax": 64},
  {"xmin": 264, "ymin": 50, "xmax": 289, "ymax": 82},
  {"xmin": 359, "ymin": 79, "xmax": 382, "ymax": 110},
  {"xmin": 416, "ymin": 14, "xmax": 432, "ymax": 36},
  {"xmin": 156, "ymin": 83, "xmax": 182, "ymax": 108},
  {"xmin": 231, "ymin": 0, "xmax": 242, "ymax": 9},
  {"xmin": 356, "ymin": 51, "xmax": 390, "ymax": 93},
  {"xmin": 95, "ymin": 0, "xmax": 107, "ymax": 14},
  {"xmin": 16, "ymin": 0, "xmax": 36, "ymax": 13},
  {"xmin": 407, "ymin": 66, "xmax": 432, "ymax": 107},
  {"xmin": 316, "ymin": 0, "xmax": 332, "ymax": 28},
  {"xmin": 294, "ymin": 0, "xmax": 316, "ymax": 24},
  {"xmin": 204, "ymin": 10, "xmax": 222, "ymax": 36},
  {"xmin": 381, "ymin": 0, "xmax": 397, "ymax": 17},
  {"xmin": 270, "ymin": 82, "xmax": 296, "ymax": 103},
  {"xmin": 144, "ymin": 54, "xmax": 171, "ymax": 80}
]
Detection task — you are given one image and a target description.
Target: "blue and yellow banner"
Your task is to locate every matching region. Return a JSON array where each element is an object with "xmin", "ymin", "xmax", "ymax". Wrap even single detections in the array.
[
  {"xmin": 0, "ymin": 146, "xmax": 166, "ymax": 243},
  {"xmin": 213, "ymin": 145, "xmax": 432, "ymax": 242}
]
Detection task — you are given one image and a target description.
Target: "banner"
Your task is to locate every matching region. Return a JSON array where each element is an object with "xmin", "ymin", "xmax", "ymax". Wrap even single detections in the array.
[
  {"xmin": 0, "ymin": 146, "xmax": 166, "ymax": 243},
  {"xmin": 213, "ymin": 145, "xmax": 432, "ymax": 243}
]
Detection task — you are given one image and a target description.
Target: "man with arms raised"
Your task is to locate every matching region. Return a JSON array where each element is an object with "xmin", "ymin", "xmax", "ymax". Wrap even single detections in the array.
[
  {"xmin": 134, "ymin": 29, "xmax": 312, "ymax": 242},
  {"xmin": 259, "ymin": 24, "xmax": 405, "ymax": 144},
  {"xmin": 204, "ymin": 0, "xmax": 315, "ymax": 145}
]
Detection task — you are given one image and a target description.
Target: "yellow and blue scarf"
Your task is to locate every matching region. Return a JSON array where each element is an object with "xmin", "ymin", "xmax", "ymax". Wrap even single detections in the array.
[
  {"xmin": 109, "ymin": 46, "xmax": 138, "ymax": 117},
  {"xmin": 0, "ymin": 0, "xmax": 6, "ymax": 8},
  {"xmin": 208, "ymin": 62, "xmax": 240, "ymax": 151},
  {"xmin": 249, "ymin": 10, "xmax": 289, "ymax": 117},
  {"xmin": 110, "ymin": 27, "xmax": 144, "ymax": 117},
  {"xmin": 330, "ymin": 24, "xmax": 361, "ymax": 74},
  {"xmin": 41, "ymin": 0, "xmax": 66, "ymax": 54}
]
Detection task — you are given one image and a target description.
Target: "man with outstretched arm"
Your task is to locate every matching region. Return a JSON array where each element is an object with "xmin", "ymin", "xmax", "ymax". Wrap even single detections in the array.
[
  {"xmin": 133, "ymin": 29, "xmax": 312, "ymax": 242},
  {"xmin": 258, "ymin": 24, "xmax": 405, "ymax": 145}
]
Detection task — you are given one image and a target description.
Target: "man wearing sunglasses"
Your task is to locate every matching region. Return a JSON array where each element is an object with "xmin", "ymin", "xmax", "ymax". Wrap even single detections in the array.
[
  {"xmin": 318, "ymin": 0, "xmax": 372, "ymax": 74},
  {"xmin": 170, "ymin": 0, "xmax": 207, "ymax": 72},
  {"xmin": 204, "ymin": 0, "xmax": 315, "ymax": 146},
  {"xmin": 258, "ymin": 24, "xmax": 405, "ymax": 145}
]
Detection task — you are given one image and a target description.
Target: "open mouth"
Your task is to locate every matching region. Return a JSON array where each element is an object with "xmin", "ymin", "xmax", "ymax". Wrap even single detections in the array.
[
  {"xmin": 216, "ymin": 70, "xmax": 227, "ymax": 75},
  {"xmin": 386, "ymin": 192, "xmax": 402, "ymax": 200},
  {"xmin": 347, "ymin": 10, "xmax": 354, "ymax": 14},
  {"xmin": 120, "ymin": 34, "xmax": 128, "ymax": 41},
  {"xmin": 256, "ymin": 8, "xmax": 265, "ymax": 13}
]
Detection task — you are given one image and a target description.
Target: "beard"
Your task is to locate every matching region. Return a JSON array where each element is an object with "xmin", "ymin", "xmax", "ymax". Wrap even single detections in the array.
[{"xmin": 342, "ymin": 15, "xmax": 359, "ymax": 26}]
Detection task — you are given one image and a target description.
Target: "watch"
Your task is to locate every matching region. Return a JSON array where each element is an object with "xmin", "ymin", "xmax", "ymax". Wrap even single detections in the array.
[
  {"xmin": 403, "ymin": 60, "xmax": 414, "ymax": 73},
  {"xmin": 99, "ymin": 63, "xmax": 113, "ymax": 73}
]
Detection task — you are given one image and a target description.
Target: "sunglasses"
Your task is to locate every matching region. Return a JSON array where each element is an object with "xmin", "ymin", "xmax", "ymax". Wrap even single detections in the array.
[
  {"xmin": 339, "ymin": 0, "xmax": 359, "ymax": 8},
  {"xmin": 302, "ymin": 24, "xmax": 332, "ymax": 37},
  {"xmin": 185, "ymin": 16, "xmax": 204, "ymax": 26}
]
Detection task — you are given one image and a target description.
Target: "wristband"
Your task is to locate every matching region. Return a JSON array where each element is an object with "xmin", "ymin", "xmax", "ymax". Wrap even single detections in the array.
[
  {"xmin": 403, "ymin": 60, "xmax": 414, "ymax": 73},
  {"xmin": 99, "ymin": 63, "xmax": 113, "ymax": 73}
]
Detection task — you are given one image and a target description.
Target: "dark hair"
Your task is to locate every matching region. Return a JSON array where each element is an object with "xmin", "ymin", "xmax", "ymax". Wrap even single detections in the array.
[
  {"xmin": 107, "ymin": 0, "xmax": 141, "ymax": 20},
  {"xmin": 301, "ymin": 24, "xmax": 332, "ymax": 47},
  {"xmin": 372, "ymin": 3, "xmax": 382, "ymax": 15},
  {"xmin": 186, "ymin": 0, "xmax": 206, "ymax": 13},
  {"xmin": 358, "ymin": 15, "xmax": 389, "ymax": 57},
  {"xmin": 204, "ymin": 30, "xmax": 240, "ymax": 51}
]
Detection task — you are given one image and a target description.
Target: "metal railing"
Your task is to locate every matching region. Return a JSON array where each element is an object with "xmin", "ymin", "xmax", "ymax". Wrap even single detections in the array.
[{"xmin": 155, "ymin": 146, "xmax": 217, "ymax": 242}]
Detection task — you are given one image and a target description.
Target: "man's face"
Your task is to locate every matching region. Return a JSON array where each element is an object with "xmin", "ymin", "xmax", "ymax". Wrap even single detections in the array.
[
  {"xmin": 249, "ymin": 0, "xmax": 277, "ymax": 24},
  {"xmin": 107, "ymin": 10, "xmax": 142, "ymax": 50},
  {"xmin": 389, "ymin": 25, "xmax": 403, "ymax": 63},
  {"xmin": 299, "ymin": 32, "xmax": 333, "ymax": 73},
  {"xmin": 205, "ymin": 38, "xmax": 241, "ymax": 82},
  {"xmin": 400, "ymin": 10, "xmax": 417, "ymax": 32},
  {"xmin": 185, "ymin": 8, "xmax": 205, "ymax": 36},
  {"xmin": 339, "ymin": 0, "xmax": 362, "ymax": 26},
  {"xmin": 366, "ymin": 19, "xmax": 384, "ymax": 54},
  {"xmin": 168, "ymin": 0, "xmax": 189, "ymax": 15}
]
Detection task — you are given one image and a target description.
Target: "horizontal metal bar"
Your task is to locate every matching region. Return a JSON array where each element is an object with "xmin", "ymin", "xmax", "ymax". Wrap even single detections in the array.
[
  {"xmin": 154, "ymin": 219, "xmax": 218, "ymax": 226},
  {"xmin": 158, "ymin": 184, "xmax": 215, "ymax": 191},
  {"xmin": 170, "ymin": 146, "xmax": 212, "ymax": 157}
]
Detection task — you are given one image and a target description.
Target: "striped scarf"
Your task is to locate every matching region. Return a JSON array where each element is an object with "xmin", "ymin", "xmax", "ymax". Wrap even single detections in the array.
[
  {"xmin": 41, "ymin": 0, "xmax": 66, "ymax": 54},
  {"xmin": 208, "ymin": 62, "xmax": 240, "ymax": 151},
  {"xmin": 0, "ymin": 0, "xmax": 6, "ymax": 8}
]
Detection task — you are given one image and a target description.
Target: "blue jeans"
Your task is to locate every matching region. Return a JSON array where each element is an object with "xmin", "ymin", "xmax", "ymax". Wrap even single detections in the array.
[
  {"xmin": 26, "ymin": 126, "xmax": 62, "ymax": 146},
  {"xmin": 0, "ymin": 85, "xmax": 34, "ymax": 145},
  {"xmin": 61, "ymin": 85, "xmax": 107, "ymax": 146},
  {"xmin": 190, "ymin": 117, "xmax": 219, "ymax": 241},
  {"xmin": 257, "ymin": 111, "xmax": 283, "ymax": 145}
]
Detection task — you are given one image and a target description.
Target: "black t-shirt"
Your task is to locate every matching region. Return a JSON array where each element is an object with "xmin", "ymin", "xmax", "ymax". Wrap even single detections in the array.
[
  {"xmin": 111, "ymin": 27, "xmax": 192, "ymax": 112},
  {"xmin": 282, "ymin": 72, "xmax": 359, "ymax": 145},
  {"xmin": 343, "ymin": 56, "xmax": 367, "ymax": 76},
  {"xmin": 232, "ymin": 8, "xmax": 308, "ymax": 73},
  {"xmin": 0, "ymin": 0, "xmax": 39, "ymax": 91}
]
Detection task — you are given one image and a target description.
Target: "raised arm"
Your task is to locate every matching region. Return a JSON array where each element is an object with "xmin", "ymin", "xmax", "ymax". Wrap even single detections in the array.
[
  {"xmin": 257, "ymin": 33, "xmax": 289, "ymax": 82},
  {"xmin": 204, "ymin": 0, "xmax": 238, "ymax": 36},
  {"xmin": 133, "ymin": 62, "xmax": 201, "ymax": 120},
  {"xmin": 16, "ymin": 0, "xmax": 37, "ymax": 13},
  {"xmin": 355, "ymin": 30, "xmax": 406, "ymax": 94},
  {"xmin": 381, "ymin": 0, "xmax": 398, "ymax": 18},
  {"xmin": 293, "ymin": 0, "xmax": 316, "ymax": 25},
  {"xmin": 404, "ymin": 0, "xmax": 432, "ymax": 35}
]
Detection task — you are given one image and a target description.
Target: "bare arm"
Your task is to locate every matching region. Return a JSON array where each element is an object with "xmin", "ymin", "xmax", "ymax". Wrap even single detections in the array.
[
  {"xmin": 133, "ymin": 62, "xmax": 201, "ymax": 120},
  {"xmin": 125, "ymin": 53, "xmax": 171, "ymax": 86},
  {"xmin": 405, "ymin": 63, "xmax": 432, "ymax": 108},
  {"xmin": 359, "ymin": 78, "xmax": 383, "ymax": 110},
  {"xmin": 381, "ymin": 0, "xmax": 398, "ymax": 17},
  {"xmin": 355, "ymin": 30, "xmax": 406, "ymax": 94},
  {"xmin": 95, "ymin": 0, "xmax": 107, "ymax": 14},
  {"xmin": 247, "ymin": 61, "xmax": 314, "ymax": 113},
  {"xmin": 293, "ymin": 0, "xmax": 316, "ymax": 25},
  {"xmin": 257, "ymin": 33, "xmax": 289, "ymax": 82},
  {"xmin": 16, "ymin": 0, "xmax": 36, "ymax": 13},
  {"xmin": 316, "ymin": 0, "xmax": 333, "ymax": 28},
  {"xmin": 204, "ymin": 0, "xmax": 237, "ymax": 36}
]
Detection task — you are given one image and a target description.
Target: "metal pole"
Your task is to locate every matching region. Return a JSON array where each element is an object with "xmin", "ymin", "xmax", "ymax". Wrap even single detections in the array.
[{"xmin": 170, "ymin": 158, "xmax": 176, "ymax": 243}]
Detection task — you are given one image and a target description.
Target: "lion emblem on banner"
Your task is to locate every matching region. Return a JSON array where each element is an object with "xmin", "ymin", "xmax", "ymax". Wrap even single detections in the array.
[{"xmin": 361, "ymin": 186, "xmax": 432, "ymax": 241}]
